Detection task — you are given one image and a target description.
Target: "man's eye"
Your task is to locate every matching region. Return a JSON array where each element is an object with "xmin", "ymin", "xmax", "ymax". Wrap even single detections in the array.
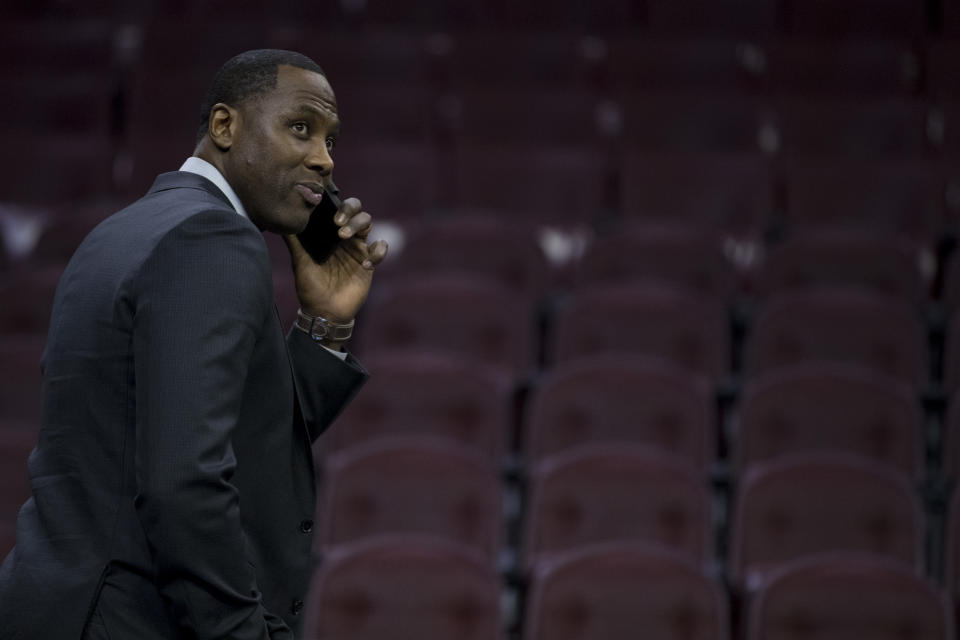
[
  {"xmin": 325, "ymin": 138, "xmax": 336, "ymax": 151},
  {"xmin": 292, "ymin": 122, "xmax": 308, "ymax": 135}
]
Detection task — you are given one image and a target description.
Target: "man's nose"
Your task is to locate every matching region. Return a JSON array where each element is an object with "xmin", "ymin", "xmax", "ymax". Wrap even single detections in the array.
[{"xmin": 306, "ymin": 142, "xmax": 333, "ymax": 176}]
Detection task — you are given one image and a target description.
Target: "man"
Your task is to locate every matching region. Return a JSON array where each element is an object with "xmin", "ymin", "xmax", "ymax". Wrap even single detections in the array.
[{"xmin": 0, "ymin": 49, "xmax": 387, "ymax": 639}]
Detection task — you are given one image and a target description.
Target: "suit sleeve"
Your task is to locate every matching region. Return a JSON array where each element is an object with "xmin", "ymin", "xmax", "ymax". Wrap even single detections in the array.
[
  {"xmin": 131, "ymin": 209, "xmax": 278, "ymax": 639},
  {"xmin": 286, "ymin": 325, "xmax": 369, "ymax": 443}
]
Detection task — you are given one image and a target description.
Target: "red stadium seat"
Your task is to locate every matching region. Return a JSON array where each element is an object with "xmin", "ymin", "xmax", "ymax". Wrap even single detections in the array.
[
  {"xmin": 620, "ymin": 92, "xmax": 764, "ymax": 153},
  {"xmin": 320, "ymin": 440, "xmax": 501, "ymax": 559},
  {"xmin": 524, "ymin": 445, "xmax": 711, "ymax": 566},
  {"xmin": 744, "ymin": 288, "xmax": 926, "ymax": 383},
  {"xmin": 0, "ymin": 521, "xmax": 15, "ymax": 561},
  {"xmin": 646, "ymin": 0, "xmax": 777, "ymax": 35},
  {"xmin": 327, "ymin": 142, "xmax": 440, "ymax": 221},
  {"xmin": 0, "ymin": 19, "xmax": 114, "ymax": 73},
  {"xmin": 747, "ymin": 553, "xmax": 950, "ymax": 640},
  {"xmin": 768, "ymin": 38, "xmax": 921, "ymax": 96},
  {"xmin": 928, "ymin": 42, "xmax": 960, "ymax": 99},
  {"xmin": 737, "ymin": 364, "xmax": 923, "ymax": 478},
  {"xmin": 390, "ymin": 216, "xmax": 551, "ymax": 298},
  {"xmin": 451, "ymin": 145, "xmax": 607, "ymax": 225},
  {"xmin": 433, "ymin": 33, "xmax": 602, "ymax": 91},
  {"xmin": 942, "ymin": 390, "xmax": 960, "ymax": 482},
  {"xmin": 0, "ymin": 266, "xmax": 64, "ymax": 334},
  {"xmin": 577, "ymin": 223, "xmax": 738, "ymax": 298},
  {"xmin": 608, "ymin": 36, "xmax": 766, "ymax": 94},
  {"xmin": 942, "ymin": 316, "xmax": 960, "ymax": 394},
  {"xmin": 439, "ymin": 87, "xmax": 607, "ymax": 148},
  {"xmin": 730, "ymin": 454, "xmax": 922, "ymax": 589},
  {"xmin": 782, "ymin": 158, "xmax": 942, "ymax": 240},
  {"xmin": 0, "ymin": 134, "xmax": 115, "ymax": 204},
  {"xmin": 781, "ymin": 0, "xmax": 926, "ymax": 38},
  {"xmin": 0, "ymin": 73, "xmax": 116, "ymax": 137},
  {"xmin": 524, "ymin": 542, "xmax": 729, "ymax": 640},
  {"xmin": 757, "ymin": 231, "xmax": 927, "ymax": 302},
  {"xmin": 324, "ymin": 352, "xmax": 512, "ymax": 461},
  {"xmin": 525, "ymin": 356, "xmax": 714, "ymax": 469},
  {"xmin": 0, "ymin": 334, "xmax": 46, "ymax": 427},
  {"xmin": 302, "ymin": 536, "xmax": 500, "ymax": 640},
  {"xmin": 619, "ymin": 152, "xmax": 773, "ymax": 234},
  {"xmin": 0, "ymin": 430, "xmax": 35, "ymax": 527},
  {"xmin": 360, "ymin": 275, "xmax": 536, "ymax": 376},
  {"xmin": 773, "ymin": 96, "xmax": 929, "ymax": 157},
  {"xmin": 551, "ymin": 283, "xmax": 729, "ymax": 378}
]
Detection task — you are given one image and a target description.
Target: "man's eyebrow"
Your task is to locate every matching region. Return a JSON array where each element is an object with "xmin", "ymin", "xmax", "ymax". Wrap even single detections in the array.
[{"xmin": 289, "ymin": 103, "xmax": 342, "ymax": 135}]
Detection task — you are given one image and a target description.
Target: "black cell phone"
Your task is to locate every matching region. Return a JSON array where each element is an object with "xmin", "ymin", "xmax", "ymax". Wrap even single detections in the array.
[{"xmin": 297, "ymin": 180, "xmax": 342, "ymax": 263}]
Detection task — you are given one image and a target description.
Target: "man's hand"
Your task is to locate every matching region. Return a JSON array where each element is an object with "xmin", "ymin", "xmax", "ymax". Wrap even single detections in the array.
[{"xmin": 283, "ymin": 196, "xmax": 388, "ymax": 326}]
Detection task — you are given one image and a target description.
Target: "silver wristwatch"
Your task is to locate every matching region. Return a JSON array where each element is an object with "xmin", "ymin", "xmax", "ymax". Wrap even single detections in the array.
[{"xmin": 294, "ymin": 308, "xmax": 355, "ymax": 343}]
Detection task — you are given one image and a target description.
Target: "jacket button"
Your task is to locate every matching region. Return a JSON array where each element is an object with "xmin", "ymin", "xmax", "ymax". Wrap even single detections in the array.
[
  {"xmin": 291, "ymin": 599, "xmax": 304, "ymax": 616},
  {"xmin": 299, "ymin": 519, "xmax": 314, "ymax": 533}
]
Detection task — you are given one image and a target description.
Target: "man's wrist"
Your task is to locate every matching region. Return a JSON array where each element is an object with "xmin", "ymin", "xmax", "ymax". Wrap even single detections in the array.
[{"xmin": 293, "ymin": 308, "xmax": 354, "ymax": 345}]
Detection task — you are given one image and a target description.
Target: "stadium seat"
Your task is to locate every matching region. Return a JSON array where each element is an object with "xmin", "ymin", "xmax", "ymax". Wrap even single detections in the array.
[
  {"xmin": 620, "ymin": 92, "xmax": 764, "ymax": 153},
  {"xmin": 942, "ymin": 390, "xmax": 960, "ymax": 482},
  {"xmin": 0, "ymin": 134, "xmax": 115, "ymax": 203},
  {"xmin": 608, "ymin": 36, "xmax": 766, "ymax": 94},
  {"xmin": 0, "ymin": 73, "xmax": 116, "ymax": 137},
  {"xmin": 551, "ymin": 283, "xmax": 729, "ymax": 378},
  {"xmin": 0, "ymin": 266, "xmax": 63, "ymax": 334},
  {"xmin": 730, "ymin": 454, "xmax": 922, "ymax": 589},
  {"xmin": 737, "ymin": 364, "xmax": 922, "ymax": 478},
  {"xmin": 747, "ymin": 553, "xmax": 950, "ymax": 640},
  {"xmin": 0, "ymin": 521, "xmax": 15, "ymax": 561},
  {"xmin": 324, "ymin": 142, "xmax": 440, "ymax": 221},
  {"xmin": 780, "ymin": 0, "xmax": 926, "ymax": 38},
  {"xmin": 0, "ymin": 334, "xmax": 46, "ymax": 427},
  {"xmin": 390, "ymin": 216, "xmax": 550, "ymax": 298},
  {"xmin": 744, "ymin": 288, "xmax": 926, "ymax": 383},
  {"xmin": 0, "ymin": 430, "xmax": 35, "ymax": 527},
  {"xmin": 524, "ymin": 542, "xmax": 729, "ymax": 640},
  {"xmin": 451, "ymin": 145, "xmax": 607, "ymax": 225},
  {"xmin": 619, "ymin": 151, "xmax": 773, "ymax": 234},
  {"xmin": 645, "ymin": 0, "xmax": 777, "ymax": 35},
  {"xmin": 524, "ymin": 445, "xmax": 711, "ymax": 566},
  {"xmin": 782, "ymin": 158, "xmax": 942, "ymax": 240},
  {"xmin": 302, "ymin": 536, "xmax": 500, "ymax": 640},
  {"xmin": 432, "ymin": 33, "xmax": 603, "ymax": 92},
  {"xmin": 577, "ymin": 223, "xmax": 738, "ymax": 298},
  {"xmin": 772, "ymin": 96, "xmax": 928, "ymax": 157},
  {"xmin": 360, "ymin": 275, "xmax": 535, "ymax": 376},
  {"xmin": 320, "ymin": 440, "xmax": 501, "ymax": 558},
  {"xmin": 942, "ymin": 316, "xmax": 960, "ymax": 394},
  {"xmin": 757, "ymin": 231, "xmax": 927, "ymax": 302},
  {"xmin": 525, "ymin": 355, "xmax": 714, "ymax": 469},
  {"xmin": 927, "ymin": 42, "xmax": 960, "ymax": 99},
  {"xmin": 439, "ymin": 87, "xmax": 607, "ymax": 148},
  {"xmin": 768, "ymin": 37, "xmax": 921, "ymax": 96},
  {"xmin": 323, "ymin": 352, "xmax": 512, "ymax": 461}
]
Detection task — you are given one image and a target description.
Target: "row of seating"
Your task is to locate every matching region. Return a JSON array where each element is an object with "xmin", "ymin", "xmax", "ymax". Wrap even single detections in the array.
[
  {"xmin": 303, "ymin": 541, "xmax": 951, "ymax": 640},
  {"xmin": 2, "ymin": 0, "xmax": 955, "ymax": 39}
]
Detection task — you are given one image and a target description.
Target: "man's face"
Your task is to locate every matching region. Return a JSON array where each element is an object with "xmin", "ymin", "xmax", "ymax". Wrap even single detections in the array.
[{"xmin": 224, "ymin": 64, "xmax": 340, "ymax": 234}]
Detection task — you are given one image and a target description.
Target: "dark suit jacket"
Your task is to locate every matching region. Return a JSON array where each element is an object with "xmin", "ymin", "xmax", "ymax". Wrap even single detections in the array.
[{"xmin": 0, "ymin": 171, "xmax": 368, "ymax": 639}]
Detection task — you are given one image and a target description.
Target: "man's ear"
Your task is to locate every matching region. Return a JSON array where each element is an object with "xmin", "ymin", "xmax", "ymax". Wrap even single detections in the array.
[{"xmin": 207, "ymin": 103, "xmax": 239, "ymax": 151}]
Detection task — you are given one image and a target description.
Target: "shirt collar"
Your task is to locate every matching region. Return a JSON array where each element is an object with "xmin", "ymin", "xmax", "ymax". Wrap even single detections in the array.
[{"xmin": 178, "ymin": 157, "xmax": 248, "ymax": 219}]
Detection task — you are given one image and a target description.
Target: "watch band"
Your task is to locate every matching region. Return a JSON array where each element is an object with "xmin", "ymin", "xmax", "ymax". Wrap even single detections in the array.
[{"xmin": 294, "ymin": 308, "xmax": 355, "ymax": 343}]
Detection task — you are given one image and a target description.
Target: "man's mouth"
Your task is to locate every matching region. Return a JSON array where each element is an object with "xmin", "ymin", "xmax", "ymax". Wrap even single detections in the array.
[{"xmin": 295, "ymin": 183, "xmax": 324, "ymax": 206}]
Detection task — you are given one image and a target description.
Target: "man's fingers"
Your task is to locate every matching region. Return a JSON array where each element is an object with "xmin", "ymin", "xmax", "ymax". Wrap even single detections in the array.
[
  {"xmin": 333, "ymin": 197, "xmax": 362, "ymax": 225},
  {"xmin": 338, "ymin": 211, "xmax": 372, "ymax": 239},
  {"xmin": 363, "ymin": 239, "xmax": 389, "ymax": 269}
]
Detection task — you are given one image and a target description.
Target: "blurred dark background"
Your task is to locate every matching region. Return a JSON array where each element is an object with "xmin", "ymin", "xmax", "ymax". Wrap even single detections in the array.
[{"xmin": 2, "ymin": 1, "xmax": 960, "ymax": 638}]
